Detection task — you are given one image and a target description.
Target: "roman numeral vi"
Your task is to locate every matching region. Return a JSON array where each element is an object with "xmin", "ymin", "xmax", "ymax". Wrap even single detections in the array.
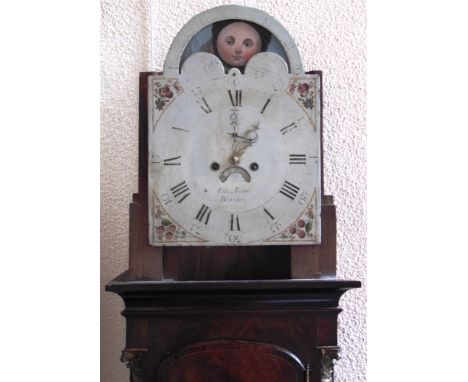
[{"xmin": 230, "ymin": 214, "xmax": 241, "ymax": 231}]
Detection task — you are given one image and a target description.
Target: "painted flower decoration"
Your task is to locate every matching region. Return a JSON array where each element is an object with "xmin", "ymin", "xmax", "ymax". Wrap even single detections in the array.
[
  {"xmin": 289, "ymin": 80, "xmax": 315, "ymax": 111},
  {"xmin": 155, "ymin": 98, "xmax": 165, "ymax": 110},
  {"xmin": 154, "ymin": 218, "xmax": 185, "ymax": 241},
  {"xmin": 277, "ymin": 197, "xmax": 316, "ymax": 241},
  {"xmin": 297, "ymin": 83, "xmax": 310, "ymax": 96},
  {"xmin": 159, "ymin": 85, "xmax": 174, "ymax": 99},
  {"xmin": 153, "ymin": 82, "xmax": 179, "ymax": 112},
  {"xmin": 302, "ymin": 98, "xmax": 313, "ymax": 109}
]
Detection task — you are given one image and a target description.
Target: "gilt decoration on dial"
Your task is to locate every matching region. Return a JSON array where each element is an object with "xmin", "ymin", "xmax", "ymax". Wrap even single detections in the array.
[{"xmin": 148, "ymin": 53, "xmax": 321, "ymax": 246}]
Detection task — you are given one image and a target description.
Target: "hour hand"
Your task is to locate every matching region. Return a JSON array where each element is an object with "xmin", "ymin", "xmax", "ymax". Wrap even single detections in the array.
[
  {"xmin": 226, "ymin": 122, "xmax": 260, "ymax": 143},
  {"xmin": 226, "ymin": 132, "xmax": 256, "ymax": 143}
]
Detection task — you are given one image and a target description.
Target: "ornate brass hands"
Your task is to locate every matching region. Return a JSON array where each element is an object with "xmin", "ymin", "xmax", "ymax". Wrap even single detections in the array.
[{"xmin": 228, "ymin": 121, "xmax": 260, "ymax": 164}]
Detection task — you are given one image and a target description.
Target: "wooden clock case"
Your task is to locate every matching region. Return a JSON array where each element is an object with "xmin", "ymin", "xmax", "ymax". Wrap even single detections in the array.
[{"xmin": 106, "ymin": 6, "xmax": 360, "ymax": 382}]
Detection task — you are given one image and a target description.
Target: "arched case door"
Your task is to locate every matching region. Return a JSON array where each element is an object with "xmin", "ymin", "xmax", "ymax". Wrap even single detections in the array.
[{"xmin": 156, "ymin": 340, "xmax": 306, "ymax": 382}]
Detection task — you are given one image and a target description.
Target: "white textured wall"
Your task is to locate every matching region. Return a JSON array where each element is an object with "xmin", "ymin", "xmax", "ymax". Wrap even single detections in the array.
[{"xmin": 101, "ymin": 1, "xmax": 366, "ymax": 381}]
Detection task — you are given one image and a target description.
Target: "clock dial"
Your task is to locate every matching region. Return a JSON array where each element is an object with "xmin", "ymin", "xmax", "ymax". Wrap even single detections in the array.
[{"xmin": 149, "ymin": 67, "xmax": 321, "ymax": 245}]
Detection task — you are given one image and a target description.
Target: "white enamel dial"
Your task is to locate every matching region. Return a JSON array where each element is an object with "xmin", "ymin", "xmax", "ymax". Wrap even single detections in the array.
[{"xmin": 149, "ymin": 54, "xmax": 321, "ymax": 246}]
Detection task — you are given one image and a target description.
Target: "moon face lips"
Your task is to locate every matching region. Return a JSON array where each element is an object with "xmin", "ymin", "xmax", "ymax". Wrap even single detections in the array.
[{"xmin": 220, "ymin": 165, "xmax": 251, "ymax": 183}]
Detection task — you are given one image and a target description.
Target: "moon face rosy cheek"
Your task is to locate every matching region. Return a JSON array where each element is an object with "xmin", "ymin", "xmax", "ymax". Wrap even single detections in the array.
[{"xmin": 242, "ymin": 49, "xmax": 258, "ymax": 63}]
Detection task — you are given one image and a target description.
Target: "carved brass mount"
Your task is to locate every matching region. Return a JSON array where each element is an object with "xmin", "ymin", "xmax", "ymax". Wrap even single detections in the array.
[
  {"xmin": 120, "ymin": 348, "xmax": 148, "ymax": 382},
  {"xmin": 317, "ymin": 346, "xmax": 340, "ymax": 382}
]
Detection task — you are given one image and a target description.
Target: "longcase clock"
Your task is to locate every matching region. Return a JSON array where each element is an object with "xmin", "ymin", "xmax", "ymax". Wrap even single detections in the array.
[{"xmin": 107, "ymin": 5, "xmax": 360, "ymax": 382}]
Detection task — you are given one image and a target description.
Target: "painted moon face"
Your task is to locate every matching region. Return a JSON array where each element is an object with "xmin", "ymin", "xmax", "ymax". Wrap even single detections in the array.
[{"xmin": 216, "ymin": 22, "xmax": 261, "ymax": 67}]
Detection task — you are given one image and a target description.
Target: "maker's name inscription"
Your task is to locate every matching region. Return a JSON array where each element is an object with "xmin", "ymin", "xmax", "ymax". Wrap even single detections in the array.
[{"xmin": 218, "ymin": 186, "xmax": 250, "ymax": 204}]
